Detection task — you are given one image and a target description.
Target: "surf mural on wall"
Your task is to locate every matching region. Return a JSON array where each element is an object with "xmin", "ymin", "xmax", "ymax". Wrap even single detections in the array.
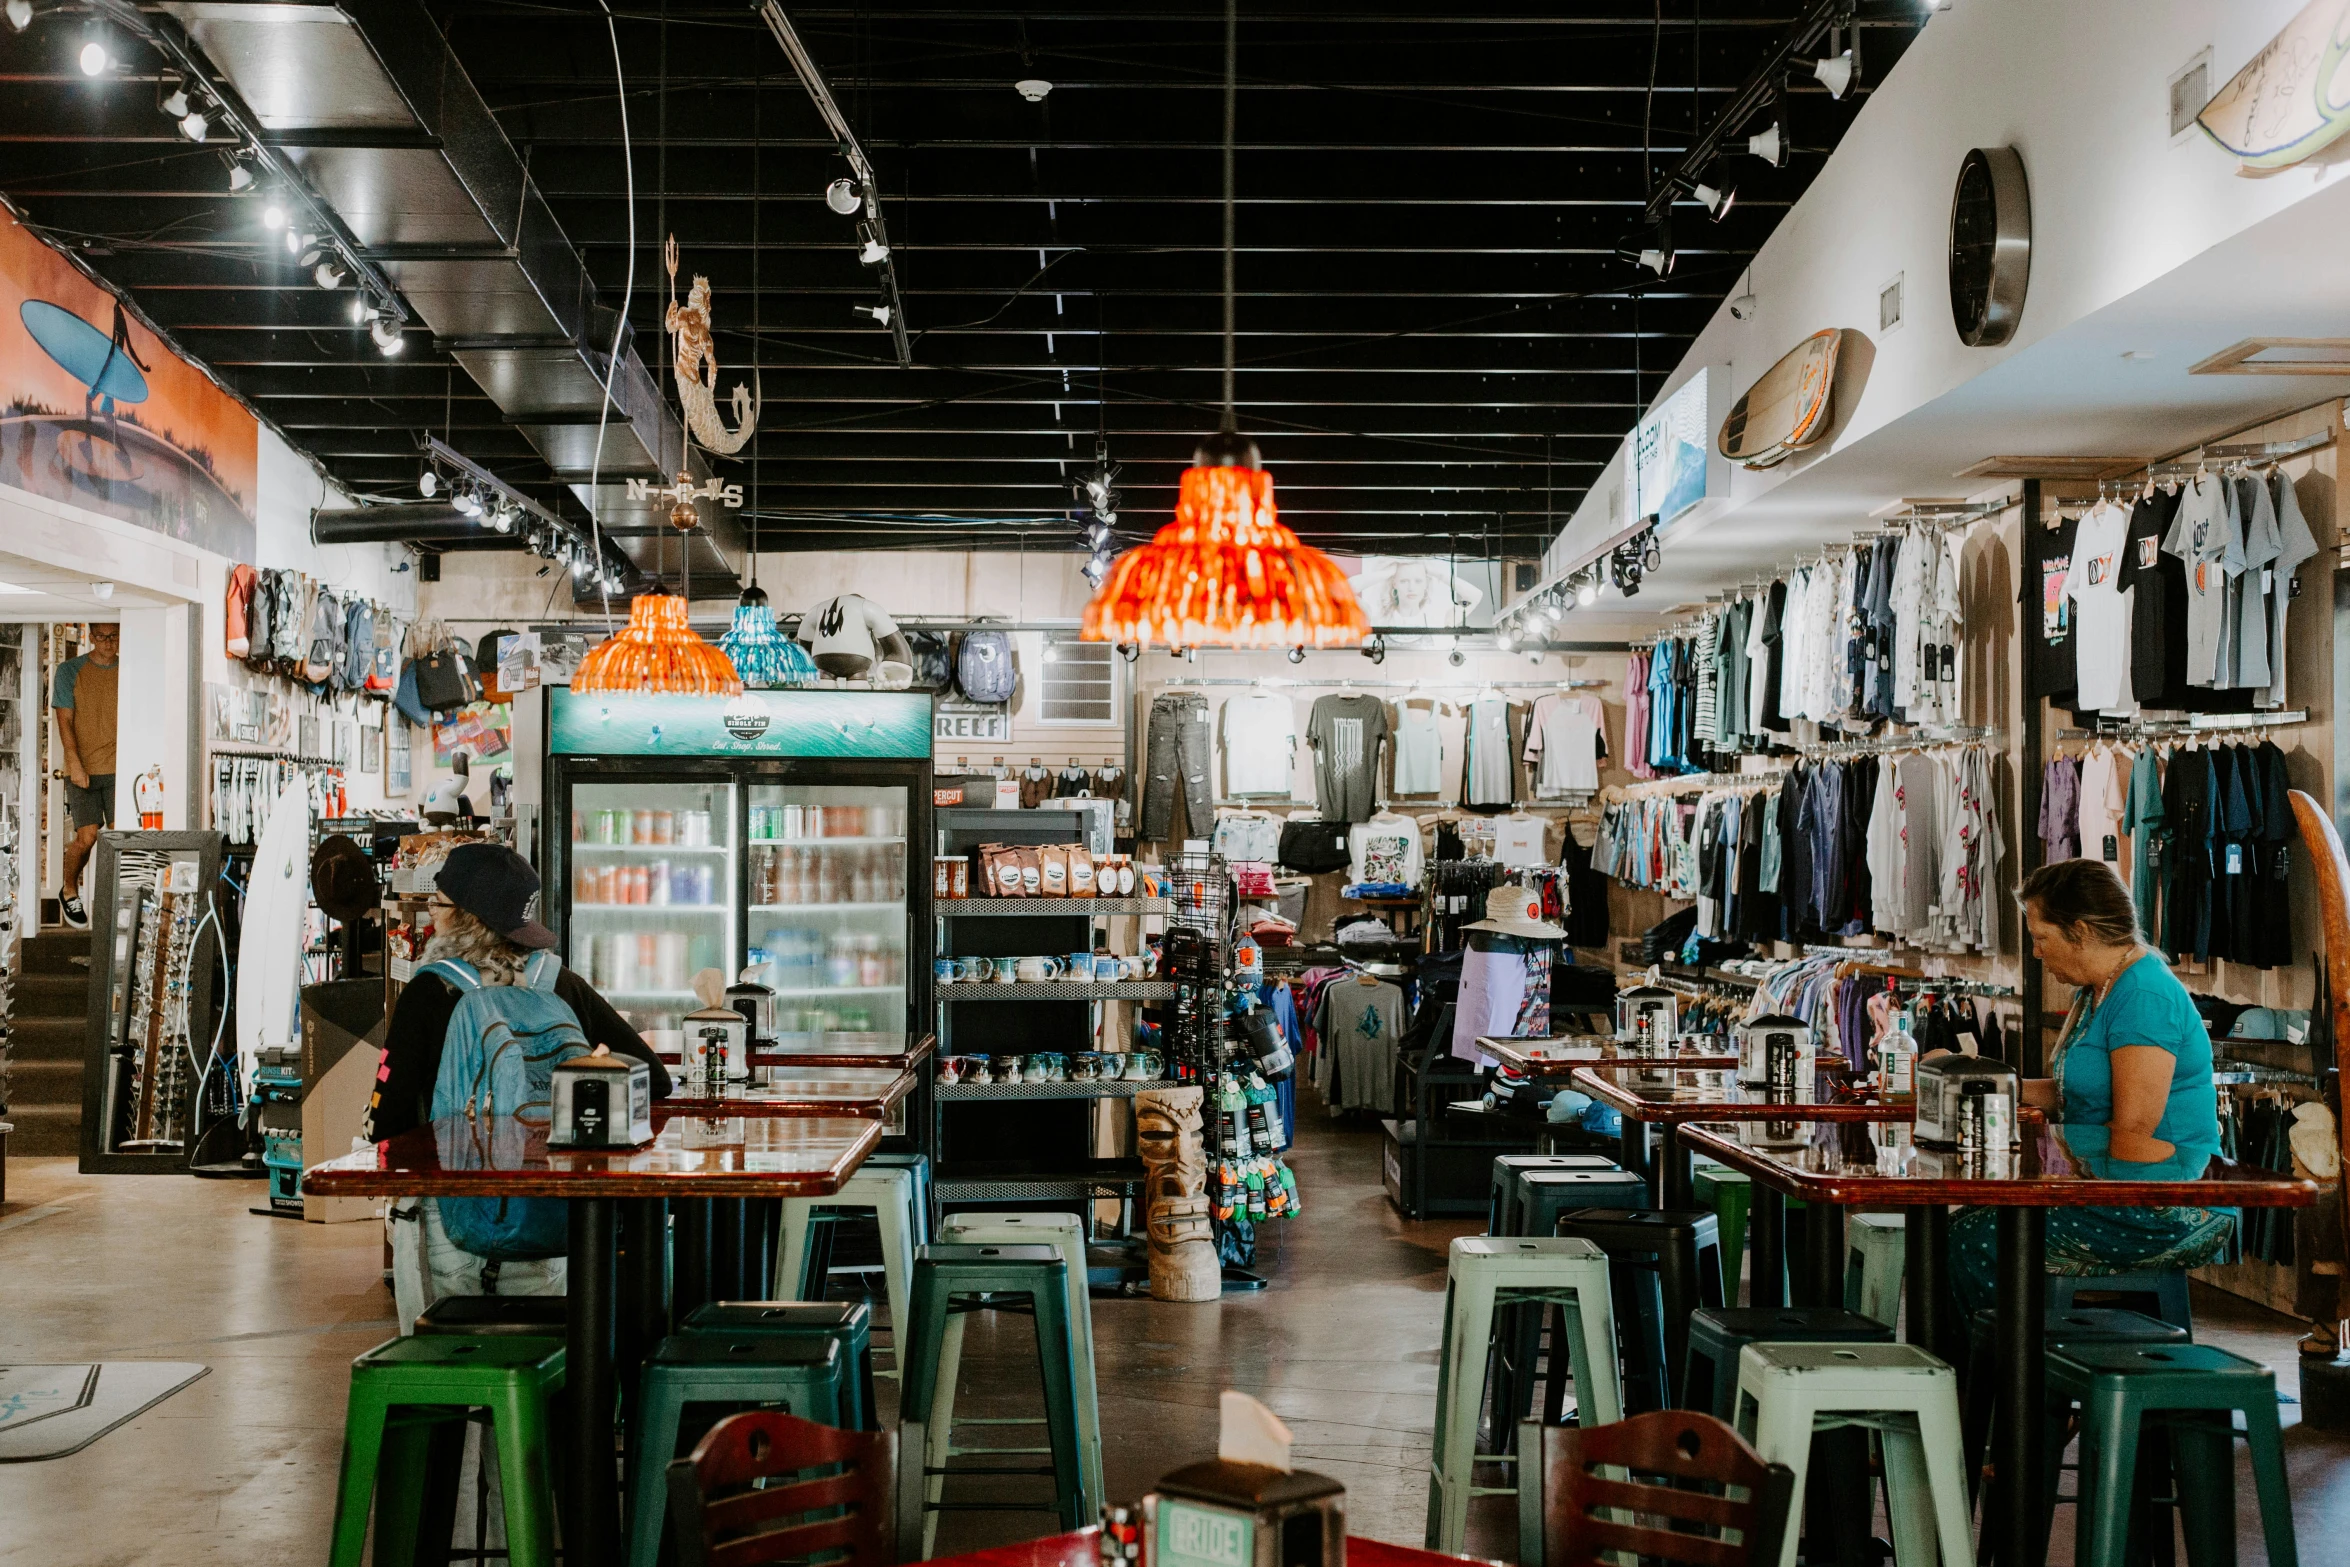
[{"xmin": 1, "ymin": 212, "xmax": 257, "ymax": 558}]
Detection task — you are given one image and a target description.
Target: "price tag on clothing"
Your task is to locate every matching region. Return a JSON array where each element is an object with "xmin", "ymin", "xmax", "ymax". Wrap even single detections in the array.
[
  {"xmin": 2262, "ymin": 568, "xmax": 2274, "ymax": 595},
  {"xmin": 2225, "ymin": 843, "xmax": 2244, "ymax": 876},
  {"xmin": 2102, "ymin": 835, "xmax": 2118, "ymax": 862},
  {"xmin": 1954, "ymin": 1028, "xmax": 1981, "ymax": 1054}
]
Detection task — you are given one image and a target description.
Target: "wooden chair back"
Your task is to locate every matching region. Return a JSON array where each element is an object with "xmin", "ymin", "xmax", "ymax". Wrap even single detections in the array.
[
  {"xmin": 2288, "ymin": 787, "xmax": 2350, "ymax": 1324},
  {"xmin": 1518, "ymin": 1411, "xmax": 1794, "ymax": 1567},
  {"xmin": 665, "ymin": 1409, "xmax": 893, "ymax": 1567}
]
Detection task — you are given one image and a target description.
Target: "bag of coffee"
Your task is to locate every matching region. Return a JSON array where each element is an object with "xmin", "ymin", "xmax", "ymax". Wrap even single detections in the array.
[
  {"xmin": 1068, "ymin": 846, "xmax": 1096, "ymax": 897},
  {"xmin": 1037, "ymin": 844, "xmax": 1069, "ymax": 896},
  {"xmin": 1015, "ymin": 847, "xmax": 1043, "ymax": 896}
]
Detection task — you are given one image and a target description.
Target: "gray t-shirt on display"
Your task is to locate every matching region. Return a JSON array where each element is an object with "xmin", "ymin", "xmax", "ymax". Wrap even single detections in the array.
[
  {"xmin": 2265, "ymin": 473, "xmax": 2320, "ymax": 706},
  {"xmin": 1313, "ymin": 978, "xmax": 1405, "ymax": 1113},
  {"xmin": 2162, "ymin": 479, "xmax": 2243, "ymax": 689},
  {"xmin": 1308, "ymin": 694, "xmax": 1391, "ymax": 822},
  {"xmin": 2231, "ymin": 474, "xmax": 2283, "ymax": 690}
]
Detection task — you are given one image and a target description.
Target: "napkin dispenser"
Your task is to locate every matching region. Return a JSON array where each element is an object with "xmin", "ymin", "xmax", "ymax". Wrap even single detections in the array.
[
  {"xmin": 1735, "ymin": 1013, "xmax": 1814, "ymax": 1089},
  {"xmin": 1615, "ymin": 985, "xmax": 1678, "ymax": 1046},
  {"xmin": 683, "ymin": 1005, "xmax": 751, "ymax": 1084},
  {"xmin": 547, "ymin": 1055, "xmax": 654, "ymax": 1149},
  {"xmin": 1913, "ymin": 1054, "xmax": 2020, "ymax": 1148},
  {"xmin": 1144, "ymin": 1391, "xmax": 1344, "ymax": 1567},
  {"xmin": 725, "ymin": 969, "xmax": 779, "ymax": 1043}
]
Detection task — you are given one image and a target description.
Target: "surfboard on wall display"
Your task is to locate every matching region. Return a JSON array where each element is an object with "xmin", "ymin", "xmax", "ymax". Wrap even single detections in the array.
[
  {"xmin": 1717, "ymin": 328, "xmax": 1844, "ymax": 469},
  {"xmin": 235, "ymin": 778, "xmax": 312, "ymax": 1093},
  {"xmin": 2196, "ymin": 0, "xmax": 2350, "ymax": 171}
]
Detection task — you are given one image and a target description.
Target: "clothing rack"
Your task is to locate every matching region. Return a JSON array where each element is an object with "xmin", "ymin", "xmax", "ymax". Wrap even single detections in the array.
[
  {"xmin": 1153, "ymin": 676, "xmax": 1591, "ymax": 693},
  {"xmin": 2054, "ymin": 709, "xmax": 2308, "ymax": 741},
  {"xmin": 1793, "ymin": 725, "xmax": 2002, "ymax": 758},
  {"xmin": 1889, "ymin": 976, "xmax": 2019, "ymax": 998}
]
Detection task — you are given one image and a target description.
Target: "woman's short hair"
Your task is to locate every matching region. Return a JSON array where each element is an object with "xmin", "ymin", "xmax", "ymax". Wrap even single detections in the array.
[{"xmin": 2018, "ymin": 858, "xmax": 2140, "ymax": 947}]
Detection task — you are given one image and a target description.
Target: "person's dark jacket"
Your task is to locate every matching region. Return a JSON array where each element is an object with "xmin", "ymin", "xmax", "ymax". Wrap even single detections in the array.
[{"xmin": 363, "ymin": 963, "xmax": 673, "ymax": 1141}]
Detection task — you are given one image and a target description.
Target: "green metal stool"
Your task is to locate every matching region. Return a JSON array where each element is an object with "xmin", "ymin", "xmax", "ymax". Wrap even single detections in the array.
[
  {"xmin": 1962, "ymin": 1306, "xmax": 2188, "ymax": 1504},
  {"xmin": 625, "ymin": 1334, "xmax": 847, "ymax": 1567},
  {"xmin": 1681, "ymin": 1306, "xmax": 1892, "ymax": 1419},
  {"xmin": 680, "ymin": 1301, "xmax": 877, "ymax": 1430},
  {"xmin": 896, "ymin": 1243, "xmax": 1092, "ymax": 1562},
  {"xmin": 923, "ymin": 1212, "xmax": 1103, "ymax": 1552},
  {"xmin": 1425, "ymin": 1236, "xmax": 1622, "ymax": 1556},
  {"xmin": 2046, "ymin": 1341, "xmax": 2297, "ymax": 1567},
  {"xmin": 1488, "ymin": 1153, "xmax": 1621, "ymax": 1235},
  {"xmin": 1691, "ymin": 1161, "xmax": 1751, "ymax": 1297},
  {"xmin": 2049, "ymin": 1268, "xmax": 2194, "ymax": 1333},
  {"xmin": 1842, "ymin": 1212, "xmax": 1905, "ymax": 1329},
  {"xmin": 329, "ymin": 1336, "xmax": 566, "ymax": 1567}
]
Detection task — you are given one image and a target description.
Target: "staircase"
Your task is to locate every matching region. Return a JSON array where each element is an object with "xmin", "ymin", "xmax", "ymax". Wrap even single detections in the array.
[{"xmin": 8, "ymin": 930, "xmax": 91, "ymax": 1156}]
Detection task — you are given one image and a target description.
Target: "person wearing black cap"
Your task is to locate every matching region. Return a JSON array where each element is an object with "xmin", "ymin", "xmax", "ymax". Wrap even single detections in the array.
[{"xmin": 363, "ymin": 841, "xmax": 671, "ymax": 1143}]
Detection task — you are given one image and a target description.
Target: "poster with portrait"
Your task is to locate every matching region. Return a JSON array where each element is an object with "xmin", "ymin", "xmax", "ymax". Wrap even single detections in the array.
[{"xmin": 0, "ymin": 213, "xmax": 258, "ymax": 556}]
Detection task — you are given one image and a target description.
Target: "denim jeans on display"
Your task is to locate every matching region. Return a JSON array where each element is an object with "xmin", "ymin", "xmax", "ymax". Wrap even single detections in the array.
[{"xmin": 1142, "ymin": 692, "xmax": 1211, "ymax": 842}]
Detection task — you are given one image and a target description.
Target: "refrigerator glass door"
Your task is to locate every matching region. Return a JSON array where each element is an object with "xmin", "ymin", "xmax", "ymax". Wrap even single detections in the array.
[
  {"xmin": 746, "ymin": 785, "xmax": 910, "ymax": 1033},
  {"xmin": 567, "ymin": 781, "xmax": 737, "ymax": 1047}
]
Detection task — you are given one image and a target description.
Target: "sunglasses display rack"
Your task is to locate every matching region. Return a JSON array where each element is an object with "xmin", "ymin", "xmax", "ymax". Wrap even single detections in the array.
[{"xmin": 79, "ymin": 832, "xmax": 226, "ymax": 1173}]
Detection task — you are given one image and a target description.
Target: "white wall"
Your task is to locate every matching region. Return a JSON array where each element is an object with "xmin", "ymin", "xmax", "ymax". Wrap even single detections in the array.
[{"xmin": 1532, "ymin": 0, "xmax": 2350, "ymax": 604}]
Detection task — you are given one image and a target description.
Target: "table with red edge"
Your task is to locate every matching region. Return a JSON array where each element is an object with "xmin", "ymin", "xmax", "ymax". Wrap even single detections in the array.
[
  {"xmin": 1571, "ymin": 1062, "xmax": 1903, "ymax": 1210},
  {"xmin": 927, "ymin": 1527, "xmax": 1476, "ymax": 1567}
]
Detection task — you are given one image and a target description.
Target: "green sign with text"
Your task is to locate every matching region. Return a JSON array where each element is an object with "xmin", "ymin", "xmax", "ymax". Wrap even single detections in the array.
[
  {"xmin": 548, "ymin": 689, "xmax": 933, "ymax": 758},
  {"xmin": 1156, "ymin": 1501, "xmax": 1254, "ymax": 1567}
]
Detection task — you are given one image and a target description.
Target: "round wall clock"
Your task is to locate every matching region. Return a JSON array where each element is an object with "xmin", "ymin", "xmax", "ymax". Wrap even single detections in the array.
[{"xmin": 1948, "ymin": 146, "xmax": 2030, "ymax": 347}]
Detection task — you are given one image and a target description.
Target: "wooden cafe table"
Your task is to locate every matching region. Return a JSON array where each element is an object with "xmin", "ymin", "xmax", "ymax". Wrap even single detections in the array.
[
  {"xmin": 1680, "ymin": 1118, "xmax": 2316, "ymax": 1567},
  {"xmin": 660, "ymin": 1065, "xmax": 914, "ymax": 1120},
  {"xmin": 931, "ymin": 1526, "xmax": 1478, "ymax": 1567},
  {"xmin": 1571, "ymin": 1063, "xmax": 1901, "ymax": 1212},
  {"xmin": 305, "ymin": 1111, "xmax": 883, "ymax": 1567}
]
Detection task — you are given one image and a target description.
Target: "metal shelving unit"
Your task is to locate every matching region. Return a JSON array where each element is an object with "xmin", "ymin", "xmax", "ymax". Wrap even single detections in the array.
[
  {"xmin": 937, "ymin": 1078, "xmax": 1164, "ymax": 1101},
  {"xmin": 941, "ymin": 981, "xmax": 1177, "ymax": 1002},
  {"xmin": 944, "ymin": 897, "xmax": 1171, "ymax": 917},
  {"xmin": 934, "ymin": 1158, "xmax": 1148, "ymax": 1203}
]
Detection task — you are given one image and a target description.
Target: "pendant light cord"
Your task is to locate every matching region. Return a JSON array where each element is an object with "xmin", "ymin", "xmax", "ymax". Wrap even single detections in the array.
[{"xmin": 1220, "ymin": 0, "xmax": 1237, "ymax": 432}]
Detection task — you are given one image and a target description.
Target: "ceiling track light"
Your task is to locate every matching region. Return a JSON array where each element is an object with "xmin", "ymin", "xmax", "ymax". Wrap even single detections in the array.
[
  {"xmin": 855, "ymin": 222, "xmax": 889, "ymax": 266},
  {"xmin": 78, "ymin": 23, "xmax": 107, "ymax": 75},
  {"xmin": 418, "ymin": 469, "xmax": 438, "ymax": 498},
  {"xmin": 825, "ymin": 177, "xmax": 863, "ymax": 216},
  {"xmin": 160, "ymin": 85, "xmax": 189, "ymax": 118},
  {"xmin": 223, "ymin": 156, "xmax": 253, "ymax": 192},
  {"xmin": 1812, "ymin": 47, "xmax": 1855, "ymax": 100},
  {"xmin": 1671, "ymin": 172, "xmax": 1736, "ymax": 222},
  {"xmin": 1746, "ymin": 120, "xmax": 1787, "ymax": 168},
  {"xmin": 260, "ymin": 200, "xmax": 286, "ymax": 230},
  {"xmin": 370, "ymin": 311, "xmax": 404, "ymax": 356},
  {"xmin": 856, "ymin": 302, "xmax": 892, "ymax": 327},
  {"xmin": 7, "ymin": 1, "xmax": 36, "ymax": 34},
  {"xmin": 1615, "ymin": 222, "xmax": 1675, "ymax": 276}
]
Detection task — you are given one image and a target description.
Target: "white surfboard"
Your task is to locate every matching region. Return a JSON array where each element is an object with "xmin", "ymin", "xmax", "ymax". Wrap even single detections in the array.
[{"xmin": 236, "ymin": 777, "xmax": 313, "ymax": 1094}]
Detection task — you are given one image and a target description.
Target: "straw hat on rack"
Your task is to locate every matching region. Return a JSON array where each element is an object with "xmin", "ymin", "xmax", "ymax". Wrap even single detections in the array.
[{"xmin": 1461, "ymin": 885, "xmax": 1565, "ymax": 939}]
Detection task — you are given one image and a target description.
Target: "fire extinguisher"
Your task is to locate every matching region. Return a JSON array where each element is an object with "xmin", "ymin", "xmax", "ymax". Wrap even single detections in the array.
[{"xmin": 133, "ymin": 764, "xmax": 166, "ymax": 829}]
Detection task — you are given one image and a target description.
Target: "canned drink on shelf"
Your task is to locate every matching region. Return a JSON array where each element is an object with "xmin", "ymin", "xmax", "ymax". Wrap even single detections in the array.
[
  {"xmin": 750, "ymin": 805, "xmax": 771, "ymax": 841},
  {"xmin": 778, "ymin": 803, "xmax": 801, "ymax": 840},
  {"xmin": 595, "ymin": 865, "xmax": 619, "ymax": 905},
  {"xmin": 631, "ymin": 809, "xmax": 654, "ymax": 845},
  {"xmin": 647, "ymin": 859, "xmax": 670, "ymax": 906},
  {"xmin": 657, "ymin": 932, "xmax": 689, "ymax": 991},
  {"xmin": 679, "ymin": 809, "xmax": 711, "ymax": 847},
  {"xmin": 694, "ymin": 865, "xmax": 714, "ymax": 906},
  {"xmin": 651, "ymin": 810, "xmax": 675, "ymax": 845}
]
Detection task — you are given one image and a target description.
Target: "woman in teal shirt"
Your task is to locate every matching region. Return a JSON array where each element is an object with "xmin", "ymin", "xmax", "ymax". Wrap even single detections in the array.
[{"xmin": 1947, "ymin": 860, "xmax": 2233, "ymax": 1316}]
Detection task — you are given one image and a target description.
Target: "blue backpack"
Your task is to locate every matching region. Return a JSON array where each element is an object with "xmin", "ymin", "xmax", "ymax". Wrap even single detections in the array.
[{"xmin": 424, "ymin": 951, "xmax": 591, "ymax": 1260}]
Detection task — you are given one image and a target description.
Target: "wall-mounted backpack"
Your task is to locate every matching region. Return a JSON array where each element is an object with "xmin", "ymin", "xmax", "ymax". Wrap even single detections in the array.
[
  {"xmin": 901, "ymin": 629, "xmax": 953, "ymax": 690},
  {"xmin": 243, "ymin": 569, "xmax": 278, "ymax": 674},
  {"xmin": 271, "ymin": 572, "xmax": 309, "ymax": 673},
  {"xmin": 955, "ymin": 626, "xmax": 1016, "ymax": 704},
  {"xmin": 224, "ymin": 564, "xmax": 258, "ymax": 659},
  {"xmin": 367, "ymin": 614, "xmax": 400, "ymax": 695},
  {"xmin": 301, "ymin": 589, "xmax": 344, "ymax": 688},
  {"xmin": 420, "ymin": 952, "xmax": 589, "ymax": 1260}
]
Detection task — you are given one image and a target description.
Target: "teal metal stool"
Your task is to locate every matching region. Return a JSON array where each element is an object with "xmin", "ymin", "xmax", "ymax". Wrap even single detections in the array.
[
  {"xmin": 1425, "ymin": 1236, "xmax": 1621, "ymax": 1556},
  {"xmin": 329, "ymin": 1336, "xmax": 566, "ymax": 1567},
  {"xmin": 1691, "ymin": 1161, "xmax": 1751, "ymax": 1299},
  {"xmin": 624, "ymin": 1334, "xmax": 846, "ymax": 1567},
  {"xmin": 924, "ymin": 1212, "xmax": 1104, "ymax": 1555},
  {"xmin": 897, "ymin": 1243, "xmax": 1092, "ymax": 1562},
  {"xmin": 680, "ymin": 1301, "xmax": 877, "ymax": 1430},
  {"xmin": 777, "ymin": 1164, "xmax": 925, "ymax": 1357},
  {"xmin": 1488, "ymin": 1153, "xmax": 1620, "ymax": 1235},
  {"xmin": 867, "ymin": 1150, "xmax": 936, "ymax": 1239},
  {"xmin": 1500, "ymin": 1167, "xmax": 1650, "ymax": 1430},
  {"xmin": 1842, "ymin": 1212, "xmax": 1905, "ymax": 1329},
  {"xmin": 2049, "ymin": 1268, "xmax": 2194, "ymax": 1333},
  {"xmin": 1681, "ymin": 1306, "xmax": 1892, "ymax": 1418},
  {"xmin": 1962, "ymin": 1306, "xmax": 2188, "ymax": 1503},
  {"xmin": 2047, "ymin": 1341, "xmax": 2297, "ymax": 1567}
]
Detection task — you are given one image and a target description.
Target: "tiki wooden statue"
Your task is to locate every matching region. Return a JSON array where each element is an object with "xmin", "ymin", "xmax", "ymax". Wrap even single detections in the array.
[{"xmin": 1135, "ymin": 1085, "xmax": 1221, "ymax": 1302}]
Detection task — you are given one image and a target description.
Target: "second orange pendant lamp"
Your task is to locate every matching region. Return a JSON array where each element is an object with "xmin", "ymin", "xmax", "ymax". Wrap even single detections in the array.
[{"xmin": 1080, "ymin": 0, "xmax": 1367, "ymax": 652}]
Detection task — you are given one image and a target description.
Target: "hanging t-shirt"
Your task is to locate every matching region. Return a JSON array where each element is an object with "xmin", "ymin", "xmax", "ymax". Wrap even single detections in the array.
[
  {"xmin": 1220, "ymin": 692, "xmax": 1298, "ymax": 797},
  {"xmin": 2062, "ymin": 502, "xmax": 2136, "ymax": 716},
  {"xmin": 2022, "ymin": 514, "xmax": 2080, "ymax": 706},
  {"xmin": 2262, "ymin": 472, "xmax": 2320, "ymax": 708},
  {"xmin": 1524, "ymin": 693, "xmax": 1607, "ymax": 794},
  {"xmin": 1494, "ymin": 814, "xmax": 1547, "ymax": 868},
  {"xmin": 1391, "ymin": 702, "xmax": 1444, "ymax": 794},
  {"xmin": 2122, "ymin": 747, "xmax": 2166, "ymax": 942},
  {"xmin": 2232, "ymin": 475, "xmax": 2284, "ymax": 691},
  {"xmin": 2078, "ymin": 744, "xmax": 2128, "ymax": 872},
  {"xmin": 1314, "ymin": 979, "xmax": 1403, "ymax": 1112},
  {"xmin": 2114, "ymin": 490, "xmax": 2187, "ymax": 710},
  {"xmin": 1463, "ymin": 697, "xmax": 1517, "ymax": 806},
  {"xmin": 1307, "ymin": 694, "xmax": 1390, "ymax": 822},
  {"xmin": 2040, "ymin": 756, "xmax": 2082, "ymax": 863},
  {"xmin": 2163, "ymin": 479, "xmax": 2244, "ymax": 689},
  {"xmin": 1347, "ymin": 815, "xmax": 1422, "ymax": 886}
]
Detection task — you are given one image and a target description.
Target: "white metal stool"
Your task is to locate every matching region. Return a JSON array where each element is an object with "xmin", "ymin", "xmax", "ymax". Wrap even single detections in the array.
[
  {"xmin": 1732, "ymin": 1341, "xmax": 1972, "ymax": 1567},
  {"xmin": 777, "ymin": 1165, "xmax": 924, "ymax": 1354},
  {"xmin": 1424, "ymin": 1236, "xmax": 1621, "ymax": 1556},
  {"xmin": 915, "ymin": 1211, "xmax": 1103, "ymax": 1556},
  {"xmin": 1843, "ymin": 1212, "xmax": 1906, "ymax": 1329}
]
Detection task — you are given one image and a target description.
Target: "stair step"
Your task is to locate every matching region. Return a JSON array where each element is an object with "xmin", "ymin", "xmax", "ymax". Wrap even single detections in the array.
[
  {"xmin": 21, "ymin": 934, "xmax": 93, "ymax": 975},
  {"xmin": 4, "ymin": 1103, "xmax": 82, "ymax": 1156},
  {"xmin": 7, "ymin": 1018, "xmax": 87, "ymax": 1062},
  {"xmin": 6, "ymin": 1059, "xmax": 85, "ymax": 1104},
  {"xmin": 11, "ymin": 972, "xmax": 90, "ymax": 1016}
]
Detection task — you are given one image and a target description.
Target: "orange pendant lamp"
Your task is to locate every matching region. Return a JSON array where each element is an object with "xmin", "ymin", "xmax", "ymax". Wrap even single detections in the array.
[
  {"xmin": 1081, "ymin": 430, "xmax": 1368, "ymax": 649},
  {"xmin": 1079, "ymin": 0, "xmax": 1367, "ymax": 651},
  {"xmin": 571, "ymin": 592, "xmax": 743, "ymax": 697}
]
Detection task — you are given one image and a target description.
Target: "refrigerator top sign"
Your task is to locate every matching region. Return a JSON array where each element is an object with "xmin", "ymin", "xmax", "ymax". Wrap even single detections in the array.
[
  {"xmin": 1629, "ymin": 373, "xmax": 1710, "ymax": 527},
  {"xmin": 550, "ymin": 689, "xmax": 933, "ymax": 758}
]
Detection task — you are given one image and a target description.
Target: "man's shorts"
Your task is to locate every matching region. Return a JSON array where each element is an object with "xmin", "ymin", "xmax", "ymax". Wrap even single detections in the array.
[{"xmin": 66, "ymin": 773, "xmax": 115, "ymax": 831}]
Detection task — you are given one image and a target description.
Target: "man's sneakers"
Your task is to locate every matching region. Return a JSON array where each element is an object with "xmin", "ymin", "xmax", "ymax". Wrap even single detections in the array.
[{"xmin": 59, "ymin": 893, "xmax": 89, "ymax": 928}]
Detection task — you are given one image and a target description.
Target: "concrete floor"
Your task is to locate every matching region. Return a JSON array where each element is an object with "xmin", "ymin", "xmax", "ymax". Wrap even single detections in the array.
[{"xmin": 3, "ymin": 1093, "xmax": 2347, "ymax": 1564}]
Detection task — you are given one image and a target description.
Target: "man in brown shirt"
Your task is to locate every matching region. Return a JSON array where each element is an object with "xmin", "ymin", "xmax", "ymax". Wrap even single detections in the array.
[{"xmin": 52, "ymin": 623, "xmax": 119, "ymax": 928}]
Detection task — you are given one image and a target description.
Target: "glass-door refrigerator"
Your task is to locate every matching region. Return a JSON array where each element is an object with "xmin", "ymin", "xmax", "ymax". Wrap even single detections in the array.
[{"xmin": 541, "ymin": 688, "xmax": 935, "ymax": 1052}]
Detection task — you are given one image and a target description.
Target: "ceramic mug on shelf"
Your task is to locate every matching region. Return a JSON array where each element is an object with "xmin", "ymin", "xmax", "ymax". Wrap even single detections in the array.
[
  {"xmin": 991, "ymin": 956, "xmax": 1020, "ymax": 985},
  {"xmin": 1066, "ymin": 952, "xmax": 1095, "ymax": 978},
  {"xmin": 1092, "ymin": 953, "xmax": 1124, "ymax": 983},
  {"xmin": 933, "ymin": 957, "xmax": 959, "ymax": 986},
  {"xmin": 990, "ymin": 1054, "xmax": 1024, "ymax": 1083},
  {"xmin": 956, "ymin": 956, "xmax": 992, "ymax": 984},
  {"xmin": 936, "ymin": 1055, "xmax": 969, "ymax": 1084},
  {"xmin": 1126, "ymin": 1047, "xmax": 1165, "ymax": 1080},
  {"xmin": 1013, "ymin": 955, "xmax": 1066, "ymax": 983},
  {"xmin": 1070, "ymin": 1052, "xmax": 1105, "ymax": 1082}
]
